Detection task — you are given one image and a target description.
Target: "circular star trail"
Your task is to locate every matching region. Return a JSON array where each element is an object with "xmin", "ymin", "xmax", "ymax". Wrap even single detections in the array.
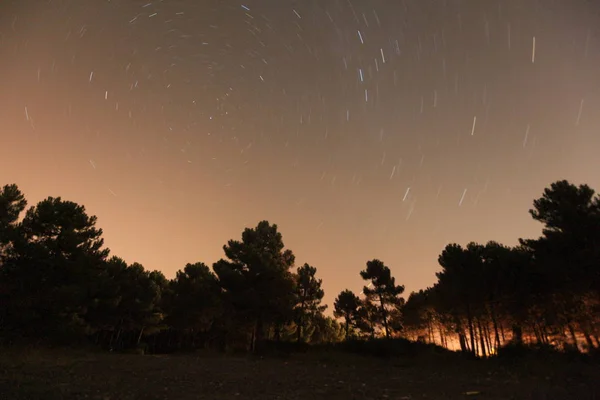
[{"xmin": 1, "ymin": 0, "xmax": 599, "ymax": 307}]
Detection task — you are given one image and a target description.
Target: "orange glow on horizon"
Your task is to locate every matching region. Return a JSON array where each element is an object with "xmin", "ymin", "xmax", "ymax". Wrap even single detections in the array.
[{"xmin": 1, "ymin": 1, "xmax": 600, "ymax": 314}]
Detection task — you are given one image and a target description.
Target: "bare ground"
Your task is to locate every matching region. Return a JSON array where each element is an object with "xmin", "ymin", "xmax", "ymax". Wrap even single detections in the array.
[{"xmin": 0, "ymin": 347, "xmax": 598, "ymax": 400}]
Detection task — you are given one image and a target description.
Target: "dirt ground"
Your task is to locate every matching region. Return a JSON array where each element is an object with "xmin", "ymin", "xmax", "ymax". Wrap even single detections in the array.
[{"xmin": 1, "ymin": 347, "xmax": 598, "ymax": 400}]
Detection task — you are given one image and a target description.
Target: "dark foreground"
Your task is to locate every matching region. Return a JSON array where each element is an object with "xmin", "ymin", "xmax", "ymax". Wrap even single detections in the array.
[{"xmin": 1, "ymin": 347, "xmax": 599, "ymax": 400}]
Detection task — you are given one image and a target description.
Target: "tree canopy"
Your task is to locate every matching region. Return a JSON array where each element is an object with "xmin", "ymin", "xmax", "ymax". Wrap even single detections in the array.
[{"xmin": 0, "ymin": 179, "xmax": 598, "ymax": 356}]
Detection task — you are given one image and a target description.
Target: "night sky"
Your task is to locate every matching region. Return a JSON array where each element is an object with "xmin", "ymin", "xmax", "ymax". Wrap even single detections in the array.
[{"xmin": 2, "ymin": 0, "xmax": 600, "ymax": 308}]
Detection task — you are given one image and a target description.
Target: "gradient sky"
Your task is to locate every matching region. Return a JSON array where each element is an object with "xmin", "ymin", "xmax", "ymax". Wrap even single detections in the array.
[{"xmin": 1, "ymin": 0, "xmax": 600, "ymax": 310}]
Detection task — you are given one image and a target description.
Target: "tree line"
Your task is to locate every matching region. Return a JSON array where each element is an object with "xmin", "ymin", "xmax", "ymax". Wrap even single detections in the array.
[
  {"xmin": 0, "ymin": 180, "xmax": 598, "ymax": 356},
  {"xmin": 403, "ymin": 180, "xmax": 600, "ymax": 356}
]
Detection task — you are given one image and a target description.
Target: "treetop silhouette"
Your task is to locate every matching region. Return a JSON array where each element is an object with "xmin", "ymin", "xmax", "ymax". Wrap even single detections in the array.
[{"xmin": 0, "ymin": 180, "xmax": 598, "ymax": 355}]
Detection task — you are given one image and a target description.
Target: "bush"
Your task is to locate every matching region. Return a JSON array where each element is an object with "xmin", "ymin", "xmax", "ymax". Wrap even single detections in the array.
[
  {"xmin": 495, "ymin": 342, "xmax": 594, "ymax": 364},
  {"xmin": 329, "ymin": 338, "xmax": 453, "ymax": 359},
  {"xmin": 496, "ymin": 342, "xmax": 555, "ymax": 359}
]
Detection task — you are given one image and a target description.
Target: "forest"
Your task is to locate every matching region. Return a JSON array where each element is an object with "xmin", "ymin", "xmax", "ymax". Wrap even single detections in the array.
[{"xmin": 0, "ymin": 180, "xmax": 598, "ymax": 358}]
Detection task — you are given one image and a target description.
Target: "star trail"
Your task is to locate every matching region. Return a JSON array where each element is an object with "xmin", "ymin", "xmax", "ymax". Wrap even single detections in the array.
[{"xmin": 1, "ymin": 0, "xmax": 599, "ymax": 308}]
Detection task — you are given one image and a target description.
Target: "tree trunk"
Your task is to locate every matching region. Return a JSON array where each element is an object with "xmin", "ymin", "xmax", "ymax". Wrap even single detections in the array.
[
  {"xmin": 455, "ymin": 317, "xmax": 468, "ymax": 353},
  {"xmin": 579, "ymin": 322, "xmax": 595, "ymax": 350},
  {"xmin": 428, "ymin": 321, "xmax": 434, "ymax": 344},
  {"xmin": 369, "ymin": 313, "xmax": 376, "ymax": 339},
  {"xmin": 512, "ymin": 325, "xmax": 523, "ymax": 345},
  {"xmin": 531, "ymin": 322, "xmax": 540, "ymax": 345},
  {"xmin": 483, "ymin": 322, "xmax": 492, "ymax": 354},
  {"xmin": 559, "ymin": 326, "xmax": 569, "ymax": 349},
  {"xmin": 297, "ymin": 300, "xmax": 306, "ymax": 343},
  {"xmin": 137, "ymin": 327, "xmax": 145, "ymax": 345},
  {"xmin": 541, "ymin": 324, "xmax": 550, "ymax": 345},
  {"xmin": 583, "ymin": 331, "xmax": 595, "ymax": 350},
  {"xmin": 567, "ymin": 324, "xmax": 579, "ymax": 351},
  {"xmin": 296, "ymin": 321, "xmax": 302, "ymax": 343},
  {"xmin": 115, "ymin": 328, "xmax": 122, "ymax": 350},
  {"xmin": 489, "ymin": 304, "xmax": 501, "ymax": 350},
  {"xmin": 477, "ymin": 317, "xmax": 487, "ymax": 357},
  {"xmin": 458, "ymin": 331, "xmax": 467, "ymax": 353},
  {"xmin": 438, "ymin": 325, "xmax": 446, "ymax": 348},
  {"xmin": 344, "ymin": 316, "xmax": 350, "ymax": 340},
  {"xmin": 379, "ymin": 295, "xmax": 390, "ymax": 338},
  {"xmin": 466, "ymin": 304, "xmax": 477, "ymax": 357}
]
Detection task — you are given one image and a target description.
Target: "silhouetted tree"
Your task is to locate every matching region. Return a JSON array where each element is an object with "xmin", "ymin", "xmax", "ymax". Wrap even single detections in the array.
[
  {"xmin": 402, "ymin": 290, "xmax": 431, "ymax": 341},
  {"xmin": 437, "ymin": 243, "xmax": 481, "ymax": 356},
  {"xmin": 360, "ymin": 259, "xmax": 405, "ymax": 338},
  {"xmin": 2, "ymin": 180, "xmax": 599, "ymax": 355},
  {"xmin": 293, "ymin": 263, "xmax": 327, "ymax": 342},
  {"xmin": 0, "ymin": 184, "xmax": 27, "ymax": 258},
  {"xmin": 520, "ymin": 180, "xmax": 600, "ymax": 350},
  {"xmin": 356, "ymin": 294, "xmax": 379, "ymax": 338},
  {"xmin": 163, "ymin": 262, "xmax": 223, "ymax": 349},
  {"xmin": 0, "ymin": 184, "xmax": 28, "ymax": 336},
  {"xmin": 105, "ymin": 259, "xmax": 163, "ymax": 350},
  {"xmin": 2, "ymin": 193, "xmax": 110, "ymax": 340},
  {"xmin": 213, "ymin": 221, "xmax": 296, "ymax": 352},
  {"xmin": 307, "ymin": 314, "xmax": 344, "ymax": 343},
  {"xmin": 333, "ymin": 289, "xmax": 361, "ymax": 339}
]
